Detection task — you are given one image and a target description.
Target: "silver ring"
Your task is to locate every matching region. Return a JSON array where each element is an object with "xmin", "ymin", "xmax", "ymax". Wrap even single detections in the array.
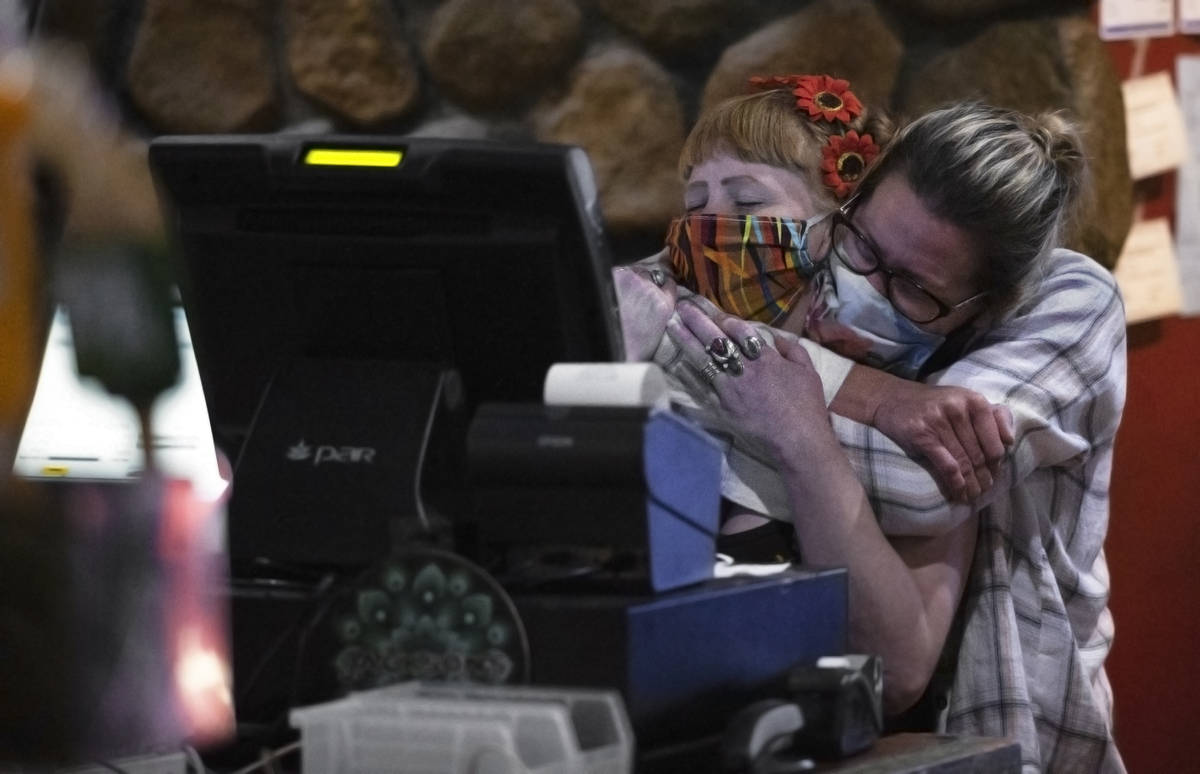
[
  {"xmin": 706, "ymin": 336, "xmax": 735, "ymax": 364},
  {"xmin": 725, "ymin": 353, "xmax": 744, "ymax": 376},
  {"xmin": 700, "ymin": 360, "xmax": 722, "ymax": 383},
  {"xmin": 741, "ymin": 335, "xmax": 765, "ymax": 360},
  {"xmin": 649, "ymin": 268, "xmax": 666, "ymax": 288}
]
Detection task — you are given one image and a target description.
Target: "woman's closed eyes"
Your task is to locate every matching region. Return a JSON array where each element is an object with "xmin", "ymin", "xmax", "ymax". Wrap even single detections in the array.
[{"xmin": 685, "ymin": 177, "xmax": 775, "ymax": 214}]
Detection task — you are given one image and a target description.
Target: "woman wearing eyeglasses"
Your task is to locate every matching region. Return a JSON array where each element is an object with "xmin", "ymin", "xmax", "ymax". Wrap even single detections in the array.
[
  {"xmin": 668, "ymin": 102, "xmax": 1127, "ymax": 772},
  {"xmin": 803, "ymin": 189, "xmax": 991, "ymax": 375}
]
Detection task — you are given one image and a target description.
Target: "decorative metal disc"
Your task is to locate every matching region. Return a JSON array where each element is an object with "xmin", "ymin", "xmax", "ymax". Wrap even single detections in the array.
[{"xmin": 328, "ymin": 546, "xmax": 530, "ymax": 693}]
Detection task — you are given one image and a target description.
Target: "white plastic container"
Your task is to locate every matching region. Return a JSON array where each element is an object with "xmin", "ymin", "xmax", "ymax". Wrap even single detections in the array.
[{"xmin": 289, "ymin": 682, "xmax": 634, "ymax": 774}]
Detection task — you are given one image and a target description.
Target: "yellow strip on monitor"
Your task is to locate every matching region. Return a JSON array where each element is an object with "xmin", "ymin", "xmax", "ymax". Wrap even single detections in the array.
[{"xmin": 303, "ymin": 148, "xmax": 404, "ymax": 167}]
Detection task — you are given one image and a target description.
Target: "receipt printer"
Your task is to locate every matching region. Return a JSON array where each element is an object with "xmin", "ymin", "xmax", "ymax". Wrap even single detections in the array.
[{"xmin": 462, "ymin": 403, "xmax": 723, "ymax": 593}]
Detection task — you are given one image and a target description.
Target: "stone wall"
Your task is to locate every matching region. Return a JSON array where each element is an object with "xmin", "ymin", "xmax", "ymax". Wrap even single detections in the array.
[{"xmin": 37, "ymin": 0, "xmax": 1130, "ymax": 266}]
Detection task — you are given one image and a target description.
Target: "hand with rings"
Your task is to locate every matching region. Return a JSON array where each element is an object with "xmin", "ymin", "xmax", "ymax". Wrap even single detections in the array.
[
  {"xmin": 666, "ymin": 302, "xmax": 828, "ymax": 449},
  {"xmin": 667, "ymin": 302, "xmax": 773, "ymax": 383}
]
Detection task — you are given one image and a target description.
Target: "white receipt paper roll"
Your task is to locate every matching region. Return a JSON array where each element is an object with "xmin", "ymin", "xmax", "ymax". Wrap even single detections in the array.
[{"xmin": 543, "ymin": 363, "xmax": 669, "ymax": 409}]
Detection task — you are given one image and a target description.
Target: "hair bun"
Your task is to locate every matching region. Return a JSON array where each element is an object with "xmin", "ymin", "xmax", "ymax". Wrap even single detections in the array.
[{"xmin": 1029, "ymin": 111, "xmax": 1086, "ymax": 180}]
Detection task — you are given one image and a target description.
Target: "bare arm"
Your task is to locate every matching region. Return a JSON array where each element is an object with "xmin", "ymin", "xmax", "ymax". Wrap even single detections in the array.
[
  {"xmin": 774, "ymin": 422, "xmax": 976, "ymax": 713},
  {"xmin": 670, "ymin": 304, "xmax": 973, "ymax": 712}
]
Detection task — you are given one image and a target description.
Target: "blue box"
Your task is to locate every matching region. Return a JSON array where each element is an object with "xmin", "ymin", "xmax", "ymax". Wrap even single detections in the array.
[{"xmin": 513, "ymin": 567, "xmax": 848, "ymax": 747}]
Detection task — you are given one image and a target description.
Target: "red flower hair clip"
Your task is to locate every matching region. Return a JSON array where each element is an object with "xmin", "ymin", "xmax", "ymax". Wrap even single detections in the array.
[
  {"xmin": 748, "ymin": 74, "xmax": 877, "ymax": 198},
  {"xmin": 822, "ymin": 130, "xmax": 879, "ymax": 199},
  {"xmin": 748, "ymin": 73, "xmax": 864, "ymax": 123},
  {"xmin": 793, "ymin": 75, "xmax": 862, "ymax": 123}
]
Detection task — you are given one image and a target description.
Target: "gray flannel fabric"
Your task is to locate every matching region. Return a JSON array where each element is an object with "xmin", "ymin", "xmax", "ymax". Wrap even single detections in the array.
[{"xmin": 831, "ymin": 249, "xmax": 1127, "ymax": 772}]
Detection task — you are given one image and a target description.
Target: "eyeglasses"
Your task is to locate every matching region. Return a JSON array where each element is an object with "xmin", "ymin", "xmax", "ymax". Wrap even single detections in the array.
[{"xmin": 830, "ymin": 197, "xmax": 988, "ymax": 325}]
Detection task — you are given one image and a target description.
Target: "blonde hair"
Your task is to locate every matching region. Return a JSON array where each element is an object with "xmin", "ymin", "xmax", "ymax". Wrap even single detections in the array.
[
  {"xmin": 678, "ymin": 87, "xmax": 894, "ymax": 211},
  {"xmin": 857, "ymin": 102, "xmax": 1088, "ymax": 314}
]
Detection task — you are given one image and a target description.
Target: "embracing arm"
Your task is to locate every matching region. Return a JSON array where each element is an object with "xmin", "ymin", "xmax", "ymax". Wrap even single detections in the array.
[
  {"xmin": 823, "ymin": 249, "xmax": 1128, "ymax": 536},
  {"xmin": 830, "ymin": 364, "xmax": 1013, "ymax": 502},
  {"xmin": 766, "ymin": 377, "xmax": 976, "ymax": 712},
  {"xmin": 665, "ymin": 251, "xmax": 1125, "ymax": 711},
  {"xmin": 696, "ymin": 309, "xmax": 1013, "ymax": 518},
  {"xmin": 673, "ymin": 299, "xmax": 974, "ymax": 714}
]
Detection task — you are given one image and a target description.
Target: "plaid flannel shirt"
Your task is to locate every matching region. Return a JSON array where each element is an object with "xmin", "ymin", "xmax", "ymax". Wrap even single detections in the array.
[
  {"xmin": 625, "ymin": 247, "xmax": 1127, "ymax": 771},
  {"xmin": 829, "ymin": 249, "xmax": 1127, "ymax": 772}
]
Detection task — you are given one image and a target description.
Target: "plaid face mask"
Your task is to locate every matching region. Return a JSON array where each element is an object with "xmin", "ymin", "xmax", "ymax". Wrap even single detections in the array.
[{"xmin": 666, "ymin": 213, "xmax": 827, "ymax": 324}]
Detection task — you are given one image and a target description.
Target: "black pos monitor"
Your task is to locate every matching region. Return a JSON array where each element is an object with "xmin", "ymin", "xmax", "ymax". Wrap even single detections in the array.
[{"xmin": 149, "ymin": 135, "xmax": 624, "ymax": 572}]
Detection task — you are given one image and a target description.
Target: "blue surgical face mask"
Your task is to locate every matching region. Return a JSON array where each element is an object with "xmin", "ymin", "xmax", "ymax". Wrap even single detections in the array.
[{"xmin": 815, "ymin": 261, "xmax": 946, "ymax": 378}]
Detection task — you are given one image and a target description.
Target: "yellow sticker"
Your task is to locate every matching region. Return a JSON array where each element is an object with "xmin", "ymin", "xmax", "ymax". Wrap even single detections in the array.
[{"xmin": 303, "ymin": 148, "xmax": 404, "ymax": 167}]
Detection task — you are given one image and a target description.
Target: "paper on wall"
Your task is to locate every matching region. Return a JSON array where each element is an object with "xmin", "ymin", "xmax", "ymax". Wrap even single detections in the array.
[
  {"xmin": 1174, "ymin": 55, "xmax": 1200, "ymax": 316},
  {"xmin": 1181, "ymin": 0, "xmax": 1200, "ymax": 34},
  {"xmin": 1100, "ymin": 0, "xmax": 1174, "ymax": 39},
  {"xmin": 1122, "ymin": 72, "xmax": 1189, "ymax": 180},
  {"xmin": 1112, "ymin": 218, "xmax": 1183, "ymax": 324}
]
